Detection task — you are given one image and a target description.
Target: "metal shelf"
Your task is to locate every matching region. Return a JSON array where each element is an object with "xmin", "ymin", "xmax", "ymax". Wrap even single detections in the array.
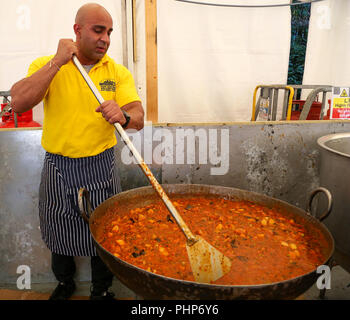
[{"xmin": 252, "ymin": 85, "xmax": 332, "ymax": 121}]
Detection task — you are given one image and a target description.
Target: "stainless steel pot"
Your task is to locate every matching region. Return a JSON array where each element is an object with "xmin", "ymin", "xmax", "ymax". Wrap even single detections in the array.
[
  {"xmin": 79, "ymin": 184, "xmax": 334, "ymax": 300},
  {"xmin": 317, "ymin": 132, "xmax": 350, "ymax": 271}
]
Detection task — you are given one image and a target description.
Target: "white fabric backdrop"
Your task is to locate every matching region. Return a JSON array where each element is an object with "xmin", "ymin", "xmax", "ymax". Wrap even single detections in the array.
[
  {"xmin": 0, "ymin": 0, "xmax": 124, "ymax": 124},
  {"xmin": 303, "ymin": 0, "xmax": 350, "ymax": 90},
  {"xmin": 157, "ymin": 0, "xmax": 291, "ymax": 122},
  {"xmin": 4, "ymin": 1, "xmax": 345, "ymax": 124}
]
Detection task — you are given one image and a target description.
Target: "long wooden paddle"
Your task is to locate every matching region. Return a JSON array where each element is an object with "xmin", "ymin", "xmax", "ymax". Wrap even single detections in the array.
[{"xmin": 72, "ymin": 55, "xmax": 231, "ymax": 283}]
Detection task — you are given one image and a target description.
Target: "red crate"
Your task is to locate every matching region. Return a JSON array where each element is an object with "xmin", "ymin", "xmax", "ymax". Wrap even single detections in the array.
[
  {"xmin": 0, "ymin": 103, "xmax": 41, "ymax": 128},
  {"xmin": 290, "ymin": 100, "xmax": 323, "ymax": 120}
]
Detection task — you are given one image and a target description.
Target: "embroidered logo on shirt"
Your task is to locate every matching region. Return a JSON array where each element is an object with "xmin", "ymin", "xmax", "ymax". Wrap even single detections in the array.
[{"xmin": 99, "ymin": 79, "xmax": 116, "ymax": 92}]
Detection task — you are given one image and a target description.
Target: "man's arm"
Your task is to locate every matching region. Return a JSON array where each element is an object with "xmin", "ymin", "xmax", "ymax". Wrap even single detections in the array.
[
  {"xmin": 11, "ymin": 59, "xmax": 61, "ymax": 113},
  {"xmin": 10, "ymin": 39, "xmax": 78, "ymax": 113},
  {"xmin": 121, "ymin": 101, "xmax": 144, "ymax": 131}
]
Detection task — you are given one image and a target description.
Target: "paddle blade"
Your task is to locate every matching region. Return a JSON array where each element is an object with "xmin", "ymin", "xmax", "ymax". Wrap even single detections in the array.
[{"xmin": 186, "ymin": 236, "xmax": 232, "ymax": 283}]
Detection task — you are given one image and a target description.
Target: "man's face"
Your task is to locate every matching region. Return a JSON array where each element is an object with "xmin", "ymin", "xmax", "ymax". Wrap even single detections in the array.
[{"xmin": 75, "ymin": 10, "xmax": 113, "ymax": 64}]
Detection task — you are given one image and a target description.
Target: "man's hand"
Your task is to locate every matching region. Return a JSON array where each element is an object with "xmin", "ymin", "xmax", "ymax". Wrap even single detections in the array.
[
  {"xmin": 96, "ymin": 100, "xmax": 126, "ymax": 125},
  {"xmin": 53, "ymin": 39, "xmax": 78, "ymax": 68}
]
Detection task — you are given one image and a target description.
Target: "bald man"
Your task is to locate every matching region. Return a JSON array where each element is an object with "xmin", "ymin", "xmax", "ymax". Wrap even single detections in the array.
[{"xmin": 11, "ymin": 3, "xmax": 144, "ymax": 300}]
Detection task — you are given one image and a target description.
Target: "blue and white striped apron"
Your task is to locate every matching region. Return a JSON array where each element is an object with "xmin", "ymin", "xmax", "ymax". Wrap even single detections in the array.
[{"xmin": 38, "ymin": 147, "xmax": 121, "ymax": 256}]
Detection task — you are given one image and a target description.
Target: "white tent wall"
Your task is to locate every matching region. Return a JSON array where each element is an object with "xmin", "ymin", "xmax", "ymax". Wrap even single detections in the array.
[
  {"xmin": 0, "ymin": 0, "xmax": 125, "ymax": 124},
  {"xmin": 1, "ymin": 1, "xmax": 295, "ymax": 124},
  {"xmin": 302, "ymin": 0, "xmax": 350, "ymax": 99},
  {"xmin": 157, "ymin": 0, "xmax": 291, "ymax": 122}
]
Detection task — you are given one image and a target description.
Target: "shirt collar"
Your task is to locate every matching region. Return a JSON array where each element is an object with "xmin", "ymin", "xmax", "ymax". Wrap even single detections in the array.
[
  {"xmin": 68, "ymin": 54, "xmax": 110, "ymax": 71},
  {"xmin": 93, "ymin": 54, "xmax": 110, "ymax": 69}
]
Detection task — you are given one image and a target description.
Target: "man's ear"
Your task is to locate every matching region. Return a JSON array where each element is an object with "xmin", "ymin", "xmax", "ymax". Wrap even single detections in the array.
[{"xmin": 73, "ymin": 23, "xmax": 81, "ymax": 37}]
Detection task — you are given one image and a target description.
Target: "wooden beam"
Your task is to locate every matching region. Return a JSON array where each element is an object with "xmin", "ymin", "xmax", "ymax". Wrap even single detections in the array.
[
  {"xmin": 132, "ymin": 0, "xmax": 137, "ymax": 62},
  {"xmin": 145, "ymin": 0, "xmax": 158, "ymax": 123}
]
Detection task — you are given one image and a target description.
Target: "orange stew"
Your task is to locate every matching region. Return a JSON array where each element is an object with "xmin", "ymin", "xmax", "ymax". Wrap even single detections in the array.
[{"xmin": 95, "ymin": 197, "xmax": 328, "ymax": 285}]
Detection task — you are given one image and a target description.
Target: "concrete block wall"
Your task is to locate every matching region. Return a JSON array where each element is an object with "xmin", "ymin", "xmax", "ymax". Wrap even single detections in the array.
[{"xmin": 1, "ymin": 121, "xmax": 349, "ymax": 284}]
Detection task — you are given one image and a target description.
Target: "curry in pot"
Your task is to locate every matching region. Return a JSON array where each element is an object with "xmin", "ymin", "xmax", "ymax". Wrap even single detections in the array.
[{"xmin": 95, "ymin": 197, "xmax": 328, "ymax": 285}]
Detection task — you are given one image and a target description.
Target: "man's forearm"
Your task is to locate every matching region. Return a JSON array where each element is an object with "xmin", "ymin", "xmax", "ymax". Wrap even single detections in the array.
[
  {"xmin": 122, "ymin": 101, "xmax": 145, "ymax": 131},
  {"xmin": 10, "ymin": 59, "xmax": 61, "ymax": 113}
]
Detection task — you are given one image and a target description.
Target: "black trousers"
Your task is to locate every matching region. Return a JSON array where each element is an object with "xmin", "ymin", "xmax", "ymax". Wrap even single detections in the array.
[{"xmin": 51, "ymin": 253, "xmax": 114, "ymax": 292}]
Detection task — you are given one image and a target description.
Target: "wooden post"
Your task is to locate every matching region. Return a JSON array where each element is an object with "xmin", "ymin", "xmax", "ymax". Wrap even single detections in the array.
[
  {"xmin": 132, "ymin": 0, "xmax": 137, "ymax": 62},
  {"xmin": 145, "ymin": 0, "xmax": 158, "ymax": 123}
]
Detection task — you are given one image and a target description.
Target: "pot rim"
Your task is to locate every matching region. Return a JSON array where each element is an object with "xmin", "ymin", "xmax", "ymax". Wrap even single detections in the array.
[{"xmin": 317, "ymin": 132, "xmax": 350, "ymax": 158}]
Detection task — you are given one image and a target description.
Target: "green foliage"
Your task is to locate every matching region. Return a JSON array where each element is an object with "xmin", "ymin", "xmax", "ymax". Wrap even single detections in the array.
[{"xmin": 287, "ymin": 3, "xmax": 311, "ymax": 86}]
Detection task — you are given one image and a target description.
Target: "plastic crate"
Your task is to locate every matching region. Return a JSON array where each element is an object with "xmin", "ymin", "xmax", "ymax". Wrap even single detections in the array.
[
  {"xmin": 0, "ymin": 103, "xmax": 41, "ymax": 128},
  {"xmin": 290, "ymin": 100, "xmax": 322, "ymax": 120}
]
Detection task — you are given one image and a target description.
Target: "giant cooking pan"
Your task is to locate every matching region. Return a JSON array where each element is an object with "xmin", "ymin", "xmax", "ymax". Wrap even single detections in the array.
[{"xmin": 79, "ymin": 184, "xmax": 334, "ymax": 300}]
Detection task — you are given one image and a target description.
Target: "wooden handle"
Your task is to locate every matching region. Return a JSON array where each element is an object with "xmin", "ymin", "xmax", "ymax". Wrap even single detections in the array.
[{"xmin": 72, "ymin": 55, "xmax": 196, "ymax": 243}]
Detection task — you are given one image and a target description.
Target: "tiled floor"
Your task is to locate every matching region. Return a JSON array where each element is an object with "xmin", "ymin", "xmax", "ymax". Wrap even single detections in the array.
[{"xmin": 1, "ymin": 265, "xmax": 349, "ymax": 300}]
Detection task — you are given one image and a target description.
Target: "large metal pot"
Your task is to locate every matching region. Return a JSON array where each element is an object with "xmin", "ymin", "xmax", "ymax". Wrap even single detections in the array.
[
  {"xmin": 317, "ymin": 132, "xmax": 350, "ymax": 272},
  {"xmin": 79, "ymin": 184, "xmax": 334, "ymax": 300}
]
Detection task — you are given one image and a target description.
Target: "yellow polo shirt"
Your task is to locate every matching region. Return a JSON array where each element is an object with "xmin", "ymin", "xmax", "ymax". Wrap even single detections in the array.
[{"xmin": 27, "ymin": 54, "xmax": 141, "ymax": 158}]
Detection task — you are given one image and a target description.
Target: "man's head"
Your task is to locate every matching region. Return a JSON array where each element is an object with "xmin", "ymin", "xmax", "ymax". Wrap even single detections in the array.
[{"xmin": 74, "ymin": 3, "xmax": 113, "ymax": 64}]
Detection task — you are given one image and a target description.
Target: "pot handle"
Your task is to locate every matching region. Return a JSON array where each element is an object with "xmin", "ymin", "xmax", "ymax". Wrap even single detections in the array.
[
  {"xmin": 307, "ymin": 187, "xmax": 333, "ymax": 222},
  {"xmin": 78, "ymin": 188, "xmax": 92, "ymax": 223}
]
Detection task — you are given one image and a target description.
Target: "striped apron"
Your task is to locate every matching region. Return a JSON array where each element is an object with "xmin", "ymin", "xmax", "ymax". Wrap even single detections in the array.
[{"xmin": 38, "ymin": 147, "xmax": 121, "ymax": 256}]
